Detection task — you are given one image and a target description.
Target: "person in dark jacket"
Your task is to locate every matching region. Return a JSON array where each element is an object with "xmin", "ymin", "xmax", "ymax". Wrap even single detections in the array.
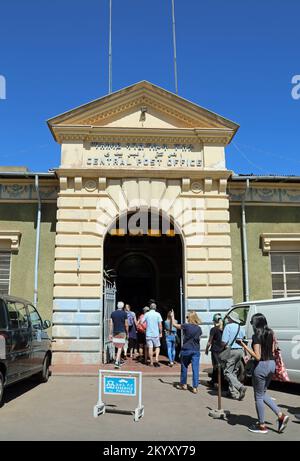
[{"xmin": 205, "ymin": 313, "xmax": 224, "ymax": 387}]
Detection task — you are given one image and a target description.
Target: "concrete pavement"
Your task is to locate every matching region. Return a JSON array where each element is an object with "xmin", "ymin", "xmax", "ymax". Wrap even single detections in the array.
[{"xmin": 0, "ymin": 376, "xmax": 299, "ymax": 441}]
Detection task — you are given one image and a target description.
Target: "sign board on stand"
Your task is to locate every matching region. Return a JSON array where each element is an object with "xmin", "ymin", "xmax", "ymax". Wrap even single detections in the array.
[{"xmin": 93, "ymin": 370, "xmax": 144, "ymax": 422}]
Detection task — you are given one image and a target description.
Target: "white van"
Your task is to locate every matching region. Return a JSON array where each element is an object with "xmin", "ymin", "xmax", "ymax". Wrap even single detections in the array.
[{"xmin": 225, "ymin": 297, "xmax": 300, "ymax": 384}]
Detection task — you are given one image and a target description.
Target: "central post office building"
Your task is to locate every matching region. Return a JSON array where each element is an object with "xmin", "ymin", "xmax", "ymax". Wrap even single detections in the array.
[{"xmin": 1, "ymin": 81, "xmax": 300, "ymax": 366}]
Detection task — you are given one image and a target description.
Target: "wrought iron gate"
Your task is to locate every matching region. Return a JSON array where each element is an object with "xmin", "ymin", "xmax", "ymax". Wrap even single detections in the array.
[{"xmin": 102, "ymin": 278, "xmax": 117, "ymax": 364}]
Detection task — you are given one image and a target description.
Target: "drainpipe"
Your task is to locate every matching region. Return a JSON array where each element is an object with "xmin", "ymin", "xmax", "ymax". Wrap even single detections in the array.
[
  {"xmin": 34, "ymin": 174, "xmax": 42, "ymax": 307},
  {"xmin": 241, "ymin": 179, "xmax": 250, "ymax": 302}
]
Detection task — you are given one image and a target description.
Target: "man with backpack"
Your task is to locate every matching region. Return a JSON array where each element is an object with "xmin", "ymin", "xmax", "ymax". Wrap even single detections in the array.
[{"xmin": 125, "ymin": 304, "xmax": 138, "ymax": 359}]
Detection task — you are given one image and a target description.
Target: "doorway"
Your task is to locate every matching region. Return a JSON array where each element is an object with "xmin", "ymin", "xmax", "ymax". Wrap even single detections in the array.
[{"xmin": 103, "ymin": 211, "xmax": 184, "ymax": 322}]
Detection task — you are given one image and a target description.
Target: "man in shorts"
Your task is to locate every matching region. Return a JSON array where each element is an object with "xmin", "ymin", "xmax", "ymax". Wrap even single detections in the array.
[
  {"xmin": 109, "ymin": 301, "xmax": 128, "ymax": 368},
  {"xmin": 144, "ymin": 303, "xmax": 163, "ymax": 367}
]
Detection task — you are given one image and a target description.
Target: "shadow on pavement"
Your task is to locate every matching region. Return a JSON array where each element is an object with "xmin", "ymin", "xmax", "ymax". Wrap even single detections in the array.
[
  {"xmin": 1, "ymin": 378, "xmax": 41, "ymax": 408},
  {"xmin": 224, "ymin": 413, "xmax": 277, "ymax": 433}
]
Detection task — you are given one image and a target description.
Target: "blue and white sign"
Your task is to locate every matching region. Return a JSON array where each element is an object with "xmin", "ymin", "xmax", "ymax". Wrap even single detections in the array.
[{"xmin": 104, "ymin": 376, "xmax": 136, "ymax": 396}]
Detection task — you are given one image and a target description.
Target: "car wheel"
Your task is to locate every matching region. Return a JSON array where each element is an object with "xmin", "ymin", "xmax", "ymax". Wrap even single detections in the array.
[
  {"xmin": 0, "ymin": 371, "xmax": 4, "ymax": 406},
  {"xmin": 37, "ymin": 354, "xmax": 51, "ymax": 383}
]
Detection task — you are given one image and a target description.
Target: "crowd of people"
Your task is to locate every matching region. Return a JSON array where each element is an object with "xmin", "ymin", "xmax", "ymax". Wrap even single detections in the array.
[{"xmin": 109, "ymin": 300, "xmax": 291, "ymax": 434}]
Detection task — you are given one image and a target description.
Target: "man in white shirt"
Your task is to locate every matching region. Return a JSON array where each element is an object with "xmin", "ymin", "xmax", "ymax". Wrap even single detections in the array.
[{"xmin": 144, "ymin": 303, "xmax": 163, "ymax": 367}]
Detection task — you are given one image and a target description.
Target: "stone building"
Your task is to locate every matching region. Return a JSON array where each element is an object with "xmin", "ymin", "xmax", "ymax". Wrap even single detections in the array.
[{"xmin": 1, "ymin": 81, "xmax": 300, "ymax": 365}]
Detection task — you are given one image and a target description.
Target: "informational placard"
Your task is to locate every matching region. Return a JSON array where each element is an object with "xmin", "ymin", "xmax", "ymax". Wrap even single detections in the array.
[
  {"xmin": 104, "ymin": 376, "xmax": 136, "ymax": 396},
  {"xmin": 94, "ymin": 370, "xmax": 144, "ymax": 422}
]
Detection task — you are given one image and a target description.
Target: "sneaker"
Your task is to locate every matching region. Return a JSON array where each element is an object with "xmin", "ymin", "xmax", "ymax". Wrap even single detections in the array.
[
  {"xmin": 248, "ymin": 423, "xmax": 268, "ymax": 434},
  {"xmin": 114, "ymin": 362, "xmax": 120, "ymax": 369},
  {"xmin": 278, "ymin": 414, "xmax": 289, "ymax": 433},
  {"xmin": 239, "ymin": 386, "xmax": 247, "ymax": 401},
  {"xmin": 154, "ymin": 362, "xmax": 160, "ymax": 368}
]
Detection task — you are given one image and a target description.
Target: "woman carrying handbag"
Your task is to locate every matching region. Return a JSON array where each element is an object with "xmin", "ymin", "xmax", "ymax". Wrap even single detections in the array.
[{"xmin": 238, "ymin": 313, "xmax": 289, "ymax": 434}]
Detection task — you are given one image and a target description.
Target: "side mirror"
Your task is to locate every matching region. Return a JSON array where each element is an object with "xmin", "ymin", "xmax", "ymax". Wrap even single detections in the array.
[{"xmin": 43, "ymin": 320, "xmax": 51, "ymax": 330}]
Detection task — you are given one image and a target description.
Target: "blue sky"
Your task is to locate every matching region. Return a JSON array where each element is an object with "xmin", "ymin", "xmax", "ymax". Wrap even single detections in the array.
[{"xmin": 0, "ymin": 0, "xmax": 299, "ymax": 174}]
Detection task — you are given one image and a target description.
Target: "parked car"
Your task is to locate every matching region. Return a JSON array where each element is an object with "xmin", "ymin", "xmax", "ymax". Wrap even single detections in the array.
[
  {"xmin": 224, "ymin": 297, "xmax": 300, "ymax": 384},
  {"xmin": 0, "ymin": 295, "xmax": 52, "ymax": 405}
]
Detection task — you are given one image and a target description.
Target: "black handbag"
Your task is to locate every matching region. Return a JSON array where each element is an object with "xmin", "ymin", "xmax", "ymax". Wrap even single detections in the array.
[{"xmin": 218, "ymin": 325, "xmax": 241, "ymax": 363}]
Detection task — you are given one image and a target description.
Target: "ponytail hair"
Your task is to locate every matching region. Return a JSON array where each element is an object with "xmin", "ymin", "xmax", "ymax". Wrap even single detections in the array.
[{"xmin": 250, "ymin": 313, "xmax": 274, "ymax": 360}]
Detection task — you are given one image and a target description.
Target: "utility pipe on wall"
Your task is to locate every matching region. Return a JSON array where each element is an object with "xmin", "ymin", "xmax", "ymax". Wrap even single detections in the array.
[
  {"xmin": 241, "ymin": 179, "xmax": 250, "ymax": 302},
  {"xmin": 34, "ymin": 174, "xmax": 41, "ymax": 307}
]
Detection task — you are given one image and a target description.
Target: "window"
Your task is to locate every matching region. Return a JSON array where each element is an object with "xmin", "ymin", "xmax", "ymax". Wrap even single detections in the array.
[
  {"xmin": 0, "ymin": 252, "xmax": 11, "ymax": 295},
  {"xmin": 271, "ymin": 253, "xmax": 300, "ymax": 298},
  {"xmin": 27, "ymin": 304, "xmax": 42, "ymax": 330},
  {"xmin": 6, "ymin": 301, "xmax": 29, "ymax": 329},
  {"xmin": 224, "ymin": 306, "xmax": 250, "ymax": 326},
  {"xmin": 0, "ymin": 299, "xmax": 7, "ymax": 329}
]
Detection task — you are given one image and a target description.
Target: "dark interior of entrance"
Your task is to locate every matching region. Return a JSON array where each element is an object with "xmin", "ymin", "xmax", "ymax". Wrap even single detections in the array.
[{"xmin": 104, "ymin": 215, "xmax": 183, "ymax": 323}]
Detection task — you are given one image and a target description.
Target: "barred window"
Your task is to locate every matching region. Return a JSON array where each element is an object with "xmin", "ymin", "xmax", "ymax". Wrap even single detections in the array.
[
  {"xmin": 271, "ymin": 253, "xmax": 300, "ymax": 298},
  {"xmin": 0, "ymin": 252, "xmax": 11, "ymax": 295}
]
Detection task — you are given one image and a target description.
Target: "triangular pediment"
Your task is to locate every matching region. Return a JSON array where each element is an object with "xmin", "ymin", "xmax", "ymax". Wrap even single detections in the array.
[{"xmin": 48, "ymin": 81, "xmax": 239, "ymax": 141}]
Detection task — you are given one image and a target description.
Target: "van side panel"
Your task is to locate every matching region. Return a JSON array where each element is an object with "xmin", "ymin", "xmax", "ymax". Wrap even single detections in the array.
[{"xmin": 252, "ymin": 301, "xmax": 300, "ymax": 383}]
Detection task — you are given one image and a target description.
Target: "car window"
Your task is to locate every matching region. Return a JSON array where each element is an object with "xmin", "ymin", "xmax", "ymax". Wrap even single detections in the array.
[
  {"xmin": 0, "ymin": 299, "xmax": 7, "ymax": 329},
  {"xmin": 224, "ymin": 306, "xmax": 250, "ymax": 326},
  {"xmin": 6, "ymin": 301, "xmax": 29, "ymax": 329},
  {"xmin": 27, "ymin": 304, "xmax": 43, "ymax": 330}
]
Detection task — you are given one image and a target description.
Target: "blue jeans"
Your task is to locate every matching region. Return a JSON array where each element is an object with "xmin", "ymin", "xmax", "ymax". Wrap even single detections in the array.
[
  {"xmin": 180, "ymin": 350, "xmax": 200, "ymax": 388},
  {"xmin": 252, "ymin": 360, "xmax": 280, "ymax": 424},
  {"xmin": 166, "ymin": 335, "xmax": 176, "ymax": 363}
]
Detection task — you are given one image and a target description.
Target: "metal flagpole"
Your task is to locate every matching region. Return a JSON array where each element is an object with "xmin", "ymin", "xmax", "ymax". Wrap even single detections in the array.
[
  {"xmin": 171, "ymin": 0, "xmax": 178, "ymax": 94},
  {"xmin": 109, "ymin": 0, "xmax": 113, "ymax": 94}
]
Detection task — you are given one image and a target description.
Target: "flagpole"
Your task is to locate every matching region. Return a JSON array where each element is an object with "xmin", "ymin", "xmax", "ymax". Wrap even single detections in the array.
[
  {"xmin": 109, "ymin": 0, "xmax": 113, "ymax": 94},
  {"xmin": 171, "ymin": 0, "xmax": 178, "ymax": 94}
]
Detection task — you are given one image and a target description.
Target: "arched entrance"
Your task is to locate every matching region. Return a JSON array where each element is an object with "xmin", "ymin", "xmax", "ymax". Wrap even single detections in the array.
[{"xmin": 103, "ymin": 210, "xmax": 184, "ymax": 321}]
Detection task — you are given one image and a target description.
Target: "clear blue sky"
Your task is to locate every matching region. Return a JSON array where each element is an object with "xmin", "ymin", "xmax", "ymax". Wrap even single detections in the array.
[{"xmin": 0, "ymin": 0, "xmax": 299, "ymax": 174}]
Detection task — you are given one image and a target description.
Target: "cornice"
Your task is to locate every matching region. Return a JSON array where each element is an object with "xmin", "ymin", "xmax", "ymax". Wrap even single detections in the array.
[
  {"xmin": 55, "ymin": 167, "xmax": 232, "ymax": 180},
  {"xmin": 52, "ymin": 126, "xmax": 233, "ymax": 146}
]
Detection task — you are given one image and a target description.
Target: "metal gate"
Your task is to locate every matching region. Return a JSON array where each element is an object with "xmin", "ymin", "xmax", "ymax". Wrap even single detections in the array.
[{"xmin": 102, "ymin": 278, "xmax": 117, "ymax": 364}]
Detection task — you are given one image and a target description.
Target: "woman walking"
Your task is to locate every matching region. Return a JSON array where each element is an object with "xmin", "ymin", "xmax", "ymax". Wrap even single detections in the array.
[
  {"xmin": 164, "ymin": 310, "xmax": 177, "ymax": 367},
  {"xmin": 171, "ymin": 310, "xmax": 202, "ymax": 394},
  {"xmin": 238, "ymin": 313, "xmax": 289, "ymax": 434}
]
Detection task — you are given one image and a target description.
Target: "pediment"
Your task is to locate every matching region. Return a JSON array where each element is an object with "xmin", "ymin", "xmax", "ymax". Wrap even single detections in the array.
[{"xmin": 48, "ymin": 81, "xmax": 239, "ymax": 141}]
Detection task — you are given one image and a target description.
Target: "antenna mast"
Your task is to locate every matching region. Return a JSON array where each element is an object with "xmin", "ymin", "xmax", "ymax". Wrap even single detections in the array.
[
  {"xmin": 171, "ymin": 0, "xmax": 178, "ymax": 94},
  {"xmin": 109, "ymin": 0, "xmax": 113, "ymax": 94}
]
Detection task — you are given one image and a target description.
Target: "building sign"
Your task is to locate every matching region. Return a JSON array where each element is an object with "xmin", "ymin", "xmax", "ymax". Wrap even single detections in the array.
[
  {"xmin": 86, "ymin": 142, "xmax": 202, "ymax": 168},
  {"xmin": 103, "ymin": 376, "xmax": 136, "ymax": 396}
]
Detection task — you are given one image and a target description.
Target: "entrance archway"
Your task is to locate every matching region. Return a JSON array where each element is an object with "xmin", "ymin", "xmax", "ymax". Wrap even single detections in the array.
[{"xmin": 103, "ymin": 210, "xmax": 184, "ymax": 322}]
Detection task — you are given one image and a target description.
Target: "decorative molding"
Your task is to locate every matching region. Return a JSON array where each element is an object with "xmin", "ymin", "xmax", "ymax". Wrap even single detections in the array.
[
  {"xmin": 0, "ymin": 231, "xmax": 21, "ymax": 251},
  {"xmin": 191, "ymin": 182, "xmax": 202, "ymax": 194},
  {"xmin": 74, "ymin": 177, "xmax": 82, "ymax": 191},
  {"xmin": 228, "ymin": 187, "xmax": 300, "ymax": 204},
  {"xmin": 60, "ymin": 177, "xmax": 68, "ymax": 191},
  {"xmin": 219, "ymin": 179, "xmax": 227, "ymax": 194},
  {"xmin": 0, "ymin": 183, "xmax": 58, "ymax": 201},
  {"xmin": 182, "ymin": 178, "xmax": 190, "ymax": 192},
  {"xmin": 62, "ymin": 95, "xmax": 224, "ymax": 129},
  {"xmin": 261, "ymin": 233, "xmax": 300, "ymax": 253},
  {"xmin": 98, "ymin": 178, "xmax": 107, "ymax": 191},
  {"xmin": 204, "ymin": 178, "xmax": 213, "ymax": 193},
  {"xmin": 84, "ymin": 180, "xmax": 97, "ymax": 192}
]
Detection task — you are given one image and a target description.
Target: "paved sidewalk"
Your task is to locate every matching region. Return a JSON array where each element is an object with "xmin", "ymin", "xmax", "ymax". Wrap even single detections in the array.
[
  {"xmin": 51, "ymin": 358, "xmax": 211, "ymax": 377},
  {"xmin": 0, "ymin": 376, "xmax": 299, "ymax": 441}
]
